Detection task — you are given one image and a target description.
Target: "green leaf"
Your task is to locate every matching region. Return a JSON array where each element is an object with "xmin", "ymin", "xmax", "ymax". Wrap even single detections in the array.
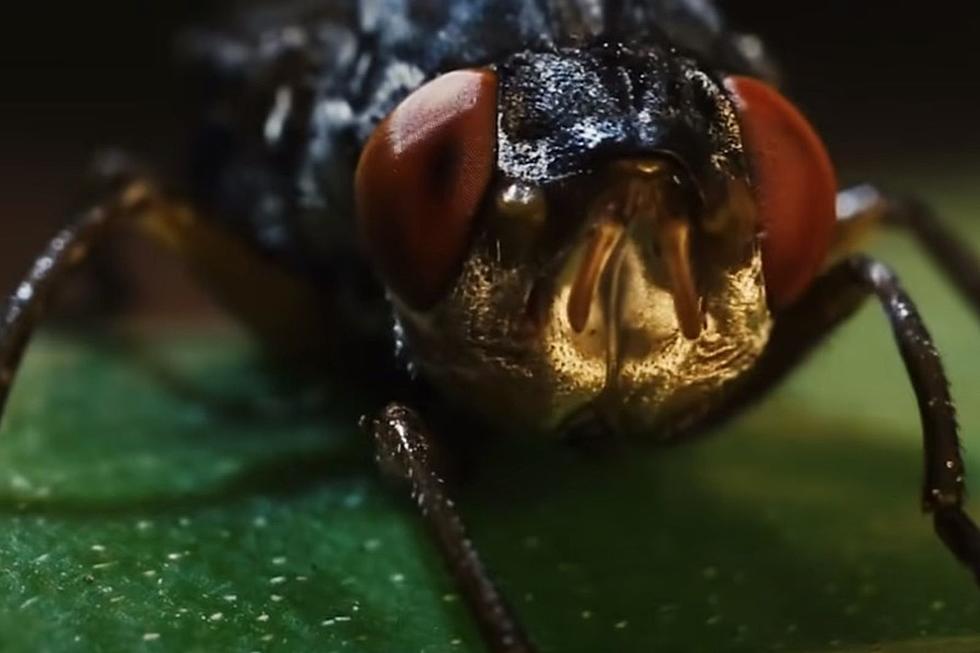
[{"xmin": 1, "ymin": 175, "xmax": 978, "ymax": 652}]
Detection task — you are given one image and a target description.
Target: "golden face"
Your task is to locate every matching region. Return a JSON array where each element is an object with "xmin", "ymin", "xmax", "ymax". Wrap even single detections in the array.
[{"xmin": 392, "ymin": 158, "xmax": 772, "ymax": 438}]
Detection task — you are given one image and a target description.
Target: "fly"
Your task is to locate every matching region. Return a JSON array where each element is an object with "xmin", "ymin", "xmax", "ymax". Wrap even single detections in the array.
[{"xmin": 1, "ymin": 2, "xmax": 979, "ymax": 652}]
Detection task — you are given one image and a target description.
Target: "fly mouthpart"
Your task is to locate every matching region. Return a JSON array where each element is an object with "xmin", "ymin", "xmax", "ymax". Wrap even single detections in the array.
[
  {"xmin": 566, "ymin": 163, "xmax": 705, "ymax": 346},
  {"xmin": 567, "ymin": 219, "xmax": 627, "ymax": 334},
  {"xmin": 657, "ymin": 217, "xmax": 704, "ymax": 340}
]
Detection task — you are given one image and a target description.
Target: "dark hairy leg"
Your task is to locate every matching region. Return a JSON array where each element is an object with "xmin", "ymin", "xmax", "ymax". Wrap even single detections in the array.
[
  {"xmin": 836, "ymin": 185, "xmax": 980, "ymax": 317},
  {"xmin": 0, "ymin": 177, "xmax": 150, "ymax": 416},
  {"xmin": 703, "ymin": 255, "xmax": 980, "ymax": 582},
  {"xmin": 0, "ymin": 155, "xmax": 329, "ymax": 424},
  {"xmin": 369, "ymin": 404, "xmax": 537, "ymax": 653}
]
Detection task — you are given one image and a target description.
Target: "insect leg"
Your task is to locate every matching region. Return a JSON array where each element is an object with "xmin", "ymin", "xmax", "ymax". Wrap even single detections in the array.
[
  {"xmin": 844, "ymin": 255, "xmax": 980, "ymax": 582},
  {"xmin": 702, "ymin": 255, "xmax": 980, "ymax": 583},
  {"xmin": 0, "ymin": 179, "xmax": 145, "ymax": 417},
  {"xmin": 0, "ymin": 160, "xmax": 330, "ymax": 423},
  {"xmin": 836, "ymin": 185, "xmax": 980, "ymax": 317},
  {"xmin": 369, "ymin": 404, "xmax": 537, "ymax": 653}
]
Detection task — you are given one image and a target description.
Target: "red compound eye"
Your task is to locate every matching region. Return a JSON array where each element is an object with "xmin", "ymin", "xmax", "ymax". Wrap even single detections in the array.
[
  {"xmin": 355, "ymin": 69, "xmax": 498, "ymax": 309},
  {"xmin": 725, "ymin": 76, "xmax": 838, "ymax": 308}
]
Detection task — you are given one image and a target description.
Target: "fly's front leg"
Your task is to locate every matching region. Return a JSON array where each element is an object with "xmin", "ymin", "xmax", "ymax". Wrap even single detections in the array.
[
  {"xmin": 836, "ymin": 185, "xmax": 980, "ymax": 316},
  {"xmin": 0, "ymin": 168, "xmax": 151, "ymax": 416},
  {"xmin": 368, "ymin": 404, "xmax": 537, "ymax": 653},
  {"xmin": 0, "ymin": 154, "xmax": 330, "ymax": 424},
  {"xmin": 703, "ymin": 255, "xmax": 980, "ymax": 583},
  {"xmin": 847, "ymin": 257, "xmax": 980, "ymax": 578}
]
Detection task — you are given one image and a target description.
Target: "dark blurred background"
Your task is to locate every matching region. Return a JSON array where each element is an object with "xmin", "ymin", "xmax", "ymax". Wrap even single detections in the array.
[{"xmin": 0, "ymin": 1, "xmax": 977, "ymax": 314}]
